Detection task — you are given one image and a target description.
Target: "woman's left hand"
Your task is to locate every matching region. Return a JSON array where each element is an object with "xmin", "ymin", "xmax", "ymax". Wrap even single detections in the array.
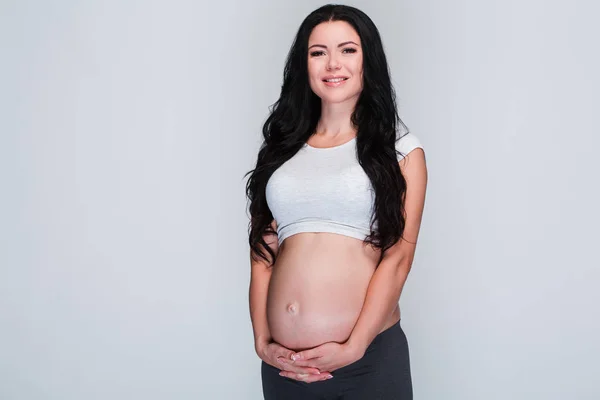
[{"xmin": 278, "ymin": 341, "xmax": 365, "ymax": 380}]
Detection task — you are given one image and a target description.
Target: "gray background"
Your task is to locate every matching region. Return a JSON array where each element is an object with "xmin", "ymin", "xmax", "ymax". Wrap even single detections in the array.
[{"xmin": 1, "ymin": 0, "xmax": 598, "ymax": 399}]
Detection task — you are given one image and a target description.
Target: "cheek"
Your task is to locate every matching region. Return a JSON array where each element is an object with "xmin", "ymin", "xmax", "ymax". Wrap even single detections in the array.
[
  {"xmin": 307, "ymin": 63, "xmax": 321, "ymax": 90},
  {"xmin": 308, "ymin": 61, "xmax": 320, "ymax": 76},
  {"xmin": 354, "ymin": 58, "xmax": 363, "ymax": 75},
  {"xmin": 307, "ymin": 66, "xmax": 315, "ymax": 81},
  {"xmin": 356, "ymin": 64, "xmax": 364, "ymax": 89}
]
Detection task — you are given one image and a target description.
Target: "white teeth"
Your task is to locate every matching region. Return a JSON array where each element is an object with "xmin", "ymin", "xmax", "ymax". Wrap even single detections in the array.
[{"xmin": 325, "ymin": 78, "xmax": 346, "ymax": 82}]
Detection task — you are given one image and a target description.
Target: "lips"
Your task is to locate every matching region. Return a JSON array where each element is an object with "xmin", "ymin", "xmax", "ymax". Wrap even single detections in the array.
[
  {"xmin": 322, "ymin": 75, "xmax": 350, "ymax": 88},
  {"xmin": 322, "ymin": 76, "xmax": 349, "ymax": 83}
]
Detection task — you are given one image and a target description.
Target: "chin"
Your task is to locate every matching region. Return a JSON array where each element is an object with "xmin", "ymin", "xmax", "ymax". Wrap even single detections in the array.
[
  {"xmin": 315, "ymin": 86, "xmax": 361, "ymax": 104},
  {"xmin": 320, "ymin": 94, "xmax": 360, "ymax": 104}
]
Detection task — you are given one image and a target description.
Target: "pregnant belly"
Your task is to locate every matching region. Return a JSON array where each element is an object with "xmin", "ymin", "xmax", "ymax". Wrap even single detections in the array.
[{"xmin": 266, "ymin": 234, "xmax": 378, "ymax": 351}]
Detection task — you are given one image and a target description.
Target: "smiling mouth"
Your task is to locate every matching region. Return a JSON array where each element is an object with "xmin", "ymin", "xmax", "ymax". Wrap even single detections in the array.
[{"xmin": 323, "ymin": 77, "xmax": 349, "ymax": 83}]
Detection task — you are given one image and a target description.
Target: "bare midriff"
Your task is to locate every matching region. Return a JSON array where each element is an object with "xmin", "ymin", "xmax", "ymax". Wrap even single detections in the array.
[{"xmin": 266, "ymin": 232, "xmax": 401, "ymax": 351}]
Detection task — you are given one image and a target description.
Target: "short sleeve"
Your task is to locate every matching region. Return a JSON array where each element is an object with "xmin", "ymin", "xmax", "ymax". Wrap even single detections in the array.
[{"xmin": 395, "ymin": 133, "xmax": 424, "ymax": 160}]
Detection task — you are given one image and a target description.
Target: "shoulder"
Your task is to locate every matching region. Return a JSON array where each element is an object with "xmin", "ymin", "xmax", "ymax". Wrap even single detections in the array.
[{"xmin": 395, "ymin": 132, "xmax": 424, "ymax": 161}]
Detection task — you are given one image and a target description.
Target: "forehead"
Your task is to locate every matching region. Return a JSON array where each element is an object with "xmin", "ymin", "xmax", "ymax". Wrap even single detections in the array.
[{"xmin": 308, "ymin": 20, "xmax": 360, "ymax": 45}]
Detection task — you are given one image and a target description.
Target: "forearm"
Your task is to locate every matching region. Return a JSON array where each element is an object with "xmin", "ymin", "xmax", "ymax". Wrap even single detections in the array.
[
  {"xmin": 249, "ymin": 260, "xmax": 273, "ymax": 354},
  {"xmin": 347, "ymin": 257, "xmax": 412, "ymax": 353}
]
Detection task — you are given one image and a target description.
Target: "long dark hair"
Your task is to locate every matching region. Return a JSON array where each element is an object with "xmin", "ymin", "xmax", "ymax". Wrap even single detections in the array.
[{"xmin": 245, "ymin": 4, "xmax": 410, "ymax": 266}]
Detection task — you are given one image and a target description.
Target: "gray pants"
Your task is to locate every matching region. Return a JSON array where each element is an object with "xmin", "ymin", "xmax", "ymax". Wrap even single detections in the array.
[{"xmin": 261, "ymin": 321, "xmax": 413, "ymax": 399}]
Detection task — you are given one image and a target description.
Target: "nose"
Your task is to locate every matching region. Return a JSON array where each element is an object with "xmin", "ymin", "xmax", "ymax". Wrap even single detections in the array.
[{"xmin": 326, "ymin": 55, "xmax": 341, "ymax": 71}]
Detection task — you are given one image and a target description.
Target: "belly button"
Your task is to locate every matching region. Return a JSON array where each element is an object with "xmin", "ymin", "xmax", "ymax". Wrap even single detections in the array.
[{"xmin": 287, "ymin": 302, "xmax": 299, "ymax": 314}]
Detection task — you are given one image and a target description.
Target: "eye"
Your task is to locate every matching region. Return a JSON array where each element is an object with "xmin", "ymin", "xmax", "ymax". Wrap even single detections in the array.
[
  {"xmin": 310, "ymin": 50, "xmax": 325, "ymax": 57},
  {"xmin": 342, "ymin": 47, "xmax": 357, "ymax": 54}
]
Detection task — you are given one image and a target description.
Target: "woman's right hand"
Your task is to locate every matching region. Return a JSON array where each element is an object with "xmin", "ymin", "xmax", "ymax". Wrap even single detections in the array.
[{"xmin": 257, "ymin": 340, "xmax": 333, "ymax": 383}]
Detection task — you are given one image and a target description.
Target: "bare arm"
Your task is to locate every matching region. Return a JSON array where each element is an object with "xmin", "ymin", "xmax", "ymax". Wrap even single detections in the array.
[
  {"xmin": 346, "ymin": 148, "xmax": 428, "ymax": 353},
  {"xmin": 249, "ymin": 220, "xmax": 278, "ymax": 354}
]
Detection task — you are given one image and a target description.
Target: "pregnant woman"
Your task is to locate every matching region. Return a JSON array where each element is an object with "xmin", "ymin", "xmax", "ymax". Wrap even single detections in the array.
[{"xmin": 245, "ymin": 4, "xmax": 427, "ymax": 399}]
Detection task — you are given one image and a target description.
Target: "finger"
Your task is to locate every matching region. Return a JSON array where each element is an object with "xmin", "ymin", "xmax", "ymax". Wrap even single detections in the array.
[
  {"xmin": 279, "ymin": 371, "xmax": 333, "ymax": 383},
  {"xmin": 291, "ymin": 348, "xmax": 320, "ymax": 361},
  {"xmin": 292, "ymin": 358, "xmax": 325, "ymax": 368},
  {"xmin": 287, "ymin": 373, "xmax": 332, "ymax": 384},
  {"xmin": 276, "ymin": 357, "xmax": 321, "ymax": 374},
  {"xmin": 272, "ymin": 344, "xmax": 294, "ymax": 361}
]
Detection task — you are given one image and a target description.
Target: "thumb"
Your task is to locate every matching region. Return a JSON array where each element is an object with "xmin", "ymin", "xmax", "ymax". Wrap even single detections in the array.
[
  {"xmin": 283, "ymin": 348, "xmax": 295, "ymax": 360},
  {"xmin": 292, "ymin": 348, "xmax": 318, "ymax": 361},
  {"xmin": 275, "ymin": 345, "xmax": 294, "ymax": 360}
]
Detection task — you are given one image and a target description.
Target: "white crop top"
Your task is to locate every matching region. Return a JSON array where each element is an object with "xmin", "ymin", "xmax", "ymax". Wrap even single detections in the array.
[{"xmin": 265, "ymin": 133, "xmax": 424, "ymax": 246}]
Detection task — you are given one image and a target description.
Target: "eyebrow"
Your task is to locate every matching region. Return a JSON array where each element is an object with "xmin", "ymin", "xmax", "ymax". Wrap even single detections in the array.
[{"xmin": 308, "ymin": 41, "xmax": 360, "ymax": 50}]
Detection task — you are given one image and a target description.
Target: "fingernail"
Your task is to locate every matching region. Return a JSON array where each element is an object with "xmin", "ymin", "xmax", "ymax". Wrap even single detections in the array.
[
  {"xmin": 291, "ymin": 354, "xmax": 299, "ymax": 361},
  {"xmin": 326, "ymin": 374, "xmax": 333, "ymax": 379},
  {"xmin": 279, "ymin": 372, "xmax": 284, "ymax": 377}
]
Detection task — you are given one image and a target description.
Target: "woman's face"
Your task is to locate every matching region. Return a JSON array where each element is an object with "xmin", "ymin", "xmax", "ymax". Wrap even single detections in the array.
[{"xmin": 307, "ymin": 21, "xmax": 363, "ymax": 105}]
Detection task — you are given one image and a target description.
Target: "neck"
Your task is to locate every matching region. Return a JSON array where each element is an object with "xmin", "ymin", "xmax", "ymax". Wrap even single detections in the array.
[{"xmin": 314, "ymin": 97, "xmax": 358, "ymax": 138}]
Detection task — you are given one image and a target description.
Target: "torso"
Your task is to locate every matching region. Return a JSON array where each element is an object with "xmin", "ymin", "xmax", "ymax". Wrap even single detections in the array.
[
  {"xmin": 264, "ymin": 133, "xmax": 415, "ymax": 351},
  {"xmin": 266, "ymin": 231, "xmax": 401, "ymax": 351}
]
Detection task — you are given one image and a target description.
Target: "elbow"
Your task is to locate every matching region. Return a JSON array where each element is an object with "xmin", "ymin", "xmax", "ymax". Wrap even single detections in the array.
[{"xmin": 391, "ymin": 257, "xmax": 413, "ymax": 280}]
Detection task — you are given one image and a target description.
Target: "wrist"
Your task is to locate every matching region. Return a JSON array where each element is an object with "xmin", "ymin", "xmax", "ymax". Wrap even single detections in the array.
[
  {"xmin": 345, "ymin": 335, "xmax": 368, "ymax": 359},
  {"xmin": 254, "ymin": 336, "xmax": 271, "ymax": 357}
]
